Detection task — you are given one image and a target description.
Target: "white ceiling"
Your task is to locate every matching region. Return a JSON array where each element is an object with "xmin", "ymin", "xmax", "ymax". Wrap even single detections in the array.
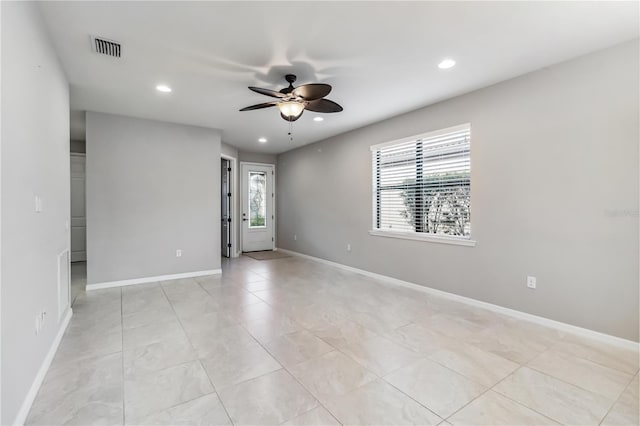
[{"xmin": 39, "ymin": 1, "xmax": 638, "ymax": 154}]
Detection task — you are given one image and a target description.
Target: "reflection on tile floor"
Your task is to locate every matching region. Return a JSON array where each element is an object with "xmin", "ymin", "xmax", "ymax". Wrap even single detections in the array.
[{"xmin": 27, "ymin": 255, "xmax": 639, "ymax": 425}]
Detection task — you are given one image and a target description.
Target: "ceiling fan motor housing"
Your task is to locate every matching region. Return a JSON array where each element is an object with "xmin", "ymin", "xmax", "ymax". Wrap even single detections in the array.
[{"xmin": 280, "ymin": 74, "xmax": 297, "ymax": 94}]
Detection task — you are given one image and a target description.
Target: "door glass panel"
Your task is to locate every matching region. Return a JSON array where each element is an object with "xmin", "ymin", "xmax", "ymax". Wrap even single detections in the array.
[{"xmin": 249, "ymin": 171, "xmax": 267, "ymax": 228}]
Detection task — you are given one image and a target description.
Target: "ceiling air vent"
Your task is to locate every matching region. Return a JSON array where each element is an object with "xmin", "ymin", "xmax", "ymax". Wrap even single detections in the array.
[{"xmin": 92, "ymin": 36, "xmax": 121, "ymax": 58}]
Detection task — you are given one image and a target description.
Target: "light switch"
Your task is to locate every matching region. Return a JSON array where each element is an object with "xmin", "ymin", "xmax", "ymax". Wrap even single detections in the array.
[{"xmin": 35, "ymin": 195, "xmax": 43, "ymax": 213}]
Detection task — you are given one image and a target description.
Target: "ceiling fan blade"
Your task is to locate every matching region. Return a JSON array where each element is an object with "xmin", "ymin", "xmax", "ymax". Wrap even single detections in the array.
[
  {"xmin": 249, "ymin": 87, "xmax": 286, "ymax": 98},
  {"xmin": 239, "ymin": 102, "xmax": 278, "ymax": 111},
  {"xmin": 292, "ymin": 83, "xmax": 332, "ymax": 100},
  {"xmin": 305, "ymin": 99, "xmax": 343, "ymax": 113}
]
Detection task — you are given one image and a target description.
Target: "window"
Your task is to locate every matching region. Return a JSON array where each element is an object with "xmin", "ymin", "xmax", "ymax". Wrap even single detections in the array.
[
  {"xmin": 249, "ymin": 171, "xmax": 267, "ymax": 228},
  {"xmin": 370, "ymin": 124, "xmax": 474, "ymax": 246}
]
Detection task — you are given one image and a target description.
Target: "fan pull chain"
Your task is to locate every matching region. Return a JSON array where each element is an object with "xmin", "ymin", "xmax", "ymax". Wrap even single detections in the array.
[{"xmin": 288, "ymin": 118, "xmax": 293, "ymax": 141}]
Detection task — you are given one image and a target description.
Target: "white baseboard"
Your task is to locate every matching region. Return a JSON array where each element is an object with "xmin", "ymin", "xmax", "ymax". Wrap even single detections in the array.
[
  {"xmin": 276, "ymin": 248, "xmax": 638, "ymax": 351},
  {"xmin": 13, "ymin": 308, "xmax": 73, "ymax": 426},
  {"xmin": 86, "ymin": 269, "xmax": 222, "ymax": 291}
]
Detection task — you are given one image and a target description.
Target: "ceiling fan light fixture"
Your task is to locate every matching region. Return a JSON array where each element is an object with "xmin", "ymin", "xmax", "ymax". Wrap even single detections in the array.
[{"xmin": 277, "ymin": 101, "xmax": 305, "ymax": 119}]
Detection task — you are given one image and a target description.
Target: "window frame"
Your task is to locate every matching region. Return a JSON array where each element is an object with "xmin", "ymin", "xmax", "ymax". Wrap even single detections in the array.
[{"xmin": 369, "ymin": 123, "xmax": 476, "ymax": 247}]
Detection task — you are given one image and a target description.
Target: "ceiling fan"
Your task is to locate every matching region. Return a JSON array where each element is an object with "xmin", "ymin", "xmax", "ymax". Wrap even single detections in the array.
[{"xmin": 239, "ymin": 74, "xmax": 343, "ymax": 122}]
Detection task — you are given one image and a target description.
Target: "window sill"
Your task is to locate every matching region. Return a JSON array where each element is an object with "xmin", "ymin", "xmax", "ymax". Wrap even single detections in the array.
[{"xmin": 368, "ymin": 230, "xmax": 477, "ymax": 247}]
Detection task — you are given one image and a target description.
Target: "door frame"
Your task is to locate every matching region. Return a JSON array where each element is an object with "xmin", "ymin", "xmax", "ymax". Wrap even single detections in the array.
[
  {"xmin": 221, "ymin": 154, "xmax": 239, "ymax": 258},
  {"xmin": 240, "ymin": 161, "xmax": 275, "ymax": 252}
]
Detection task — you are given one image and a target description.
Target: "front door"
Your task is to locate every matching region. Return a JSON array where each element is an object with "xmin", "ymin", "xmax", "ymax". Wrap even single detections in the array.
[{"xmin": 241, "ymin": 163, "xmax": 274, "ymax": 252}]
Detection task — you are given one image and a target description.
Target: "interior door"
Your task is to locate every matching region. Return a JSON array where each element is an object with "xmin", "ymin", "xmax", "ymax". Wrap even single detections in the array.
[
  {"xmin": 241, "ymin": 163, "xmax": 274, "ymax": 252},
  {"xmin": 70, "ymin": 154, "xmax": 86, "ymax": 262},
  {"xmin": 221, "ymin": 159, "xmax": 231, "ymax": 257}
]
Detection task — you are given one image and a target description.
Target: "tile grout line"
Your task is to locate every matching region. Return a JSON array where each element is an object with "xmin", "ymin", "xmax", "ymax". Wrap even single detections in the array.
[
  {"xmin": 445, "ymin": 337, "xmax": 579, "ymax": 424},
  {"xmin": 523, "ymin": 338, "xmax": 633, "ymax": 406},
  {"xmin": 597, "ymin": 370, "xmax": 638, "ymax": 425},
  {"xmin": 223, "ymin": 272, "xmax": 347, "ymax": 425},
  {"xmin": 197, "ymin": 357, "xmax": 236, "ymax": 426},
  {"xmin": 220, "ymin": 260, "xmax": 632, "ymax": 426},
  {"xmin": 444, "ymin": 365, "xmax": 560, "ymax": 425},
  {"xmin": 118, "ymin": 258, "xmax": 639, "ymax": 425},
  {"xmin": 486, "ymin": 336, "xmax": 623, "ymax": 425},
  {"xmin": 327, "ymin": 316, "xmax": 560, "ymax": 422},
  {"xmin": 236, "ymin": 258, "xmax": 561, "ymax": 422},
  {"xmin": 378, "ymin": 377, "xmax": 445, "ymax": 423},
  {"xmin": 308, "ymin": 330, "xmax": 446, "ymax": 423},
  {"xmin": 297, "ymin": 248, "xmax": 636, "ymax": 423},
  {"xmin": 197, "ymin": 267, "xmax": 331, "ymax": 423},
  {"xmin": 44, "ymin": 258, "xmax": 637, "ymax": 425},
  {"xmin": 157, "ymin": 279, "xmax": 237, "ymax": 425},
  {"xmin": 235, "ymin": 301, "xmax": 335, "ymax": 424},
  {"xmin": 191, "ymin": 272, "xmax": 271, "ymax": 425},
  {"xmin": 541, "ymin": 336, "xmax": 639, "ymax": 375},
  {"xmin": 552, "ymin": 340, "xmax": 640, "ymax": 377},
  {"xmin": 236, "ymin": 268, "xmax": 486, "ymax": 423}
]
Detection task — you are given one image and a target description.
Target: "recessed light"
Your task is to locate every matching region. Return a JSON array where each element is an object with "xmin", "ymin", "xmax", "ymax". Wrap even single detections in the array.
[
  {"xmin": 438, "ymin": 59, "xmax": 456, "ymax": 69},
  {"xmin": 156, "ymin": 84, "xmax": 172, "ymax": 93},
  {"xmin": 258, "ymin": 137, "xmax": 267, "ymax": 143},
  {"xmin": 313, "ymin": 117, "xmax": 324, "ymax": 122}
]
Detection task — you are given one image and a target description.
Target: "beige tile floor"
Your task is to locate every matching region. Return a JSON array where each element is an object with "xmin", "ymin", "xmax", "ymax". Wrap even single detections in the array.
[{"xmin": 26, "ymin": 255, "xmax": 639, "ymax": 425}]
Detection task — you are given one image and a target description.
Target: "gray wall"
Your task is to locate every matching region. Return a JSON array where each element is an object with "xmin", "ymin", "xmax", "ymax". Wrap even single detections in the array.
[
  {"xmin": 221, "ymin": 142, "xmax": 238, "ymax": 159},
  {"xmin": 239, "ymin": 150, "xmax": 277, "ymax": 165},
  {"xmin": 1, "ymin": 2, "xmax": 71, "ymax": 423},
  {"xmin": 277, "ymin": 40, "xmax": 639, "ymax": 341},
  {"xmin": 86, "ymin": 112, "xmax": 222, "ymax": 284}
]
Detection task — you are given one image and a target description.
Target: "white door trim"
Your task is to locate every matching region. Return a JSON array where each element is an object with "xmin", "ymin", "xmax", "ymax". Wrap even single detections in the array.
[
  {"xmin": 221, "ymin": 154, "xmax": 238, "ymax": 258},
  {"xmin": 240, "ymin": 161, "xmax": 275, "ymax": 252}
]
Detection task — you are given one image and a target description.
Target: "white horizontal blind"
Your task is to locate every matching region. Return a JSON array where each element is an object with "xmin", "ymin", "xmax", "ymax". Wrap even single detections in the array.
[{"xmin": 372, "ymin": 124, "xmax": 471, "ymax": 238}]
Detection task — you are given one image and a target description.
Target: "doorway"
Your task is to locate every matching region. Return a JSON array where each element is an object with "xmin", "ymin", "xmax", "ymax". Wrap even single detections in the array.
[
  {"xmin": 221, "ymin": 154, "xmax": 238, "ymax": 258},
  {"xmin": 221, "ymin": 158, "xmax": 232, "ymax": 258},
  {"xmin": 241, "ymin": 162, "xmax": 275, "ymax": 252},
  {"xmin": 70, "ymin": 151, "xmax": 87, "ymax": 305}
]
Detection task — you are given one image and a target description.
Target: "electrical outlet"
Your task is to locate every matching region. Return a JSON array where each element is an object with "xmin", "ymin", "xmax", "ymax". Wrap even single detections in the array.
[
  {"xmin": 176, "ymin": 249, "xmax": 182, "ymax": 257},
  {"xmin": 527, "ymin": 276, "xmax": 537, "ymax": 289},
  {"xmin": 346, "ymin": 243, "xmax": 352, "ymax": 252},
  {"xmin": 294, "ymin": 234, "xmax": 297, "ymax": 241}
]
